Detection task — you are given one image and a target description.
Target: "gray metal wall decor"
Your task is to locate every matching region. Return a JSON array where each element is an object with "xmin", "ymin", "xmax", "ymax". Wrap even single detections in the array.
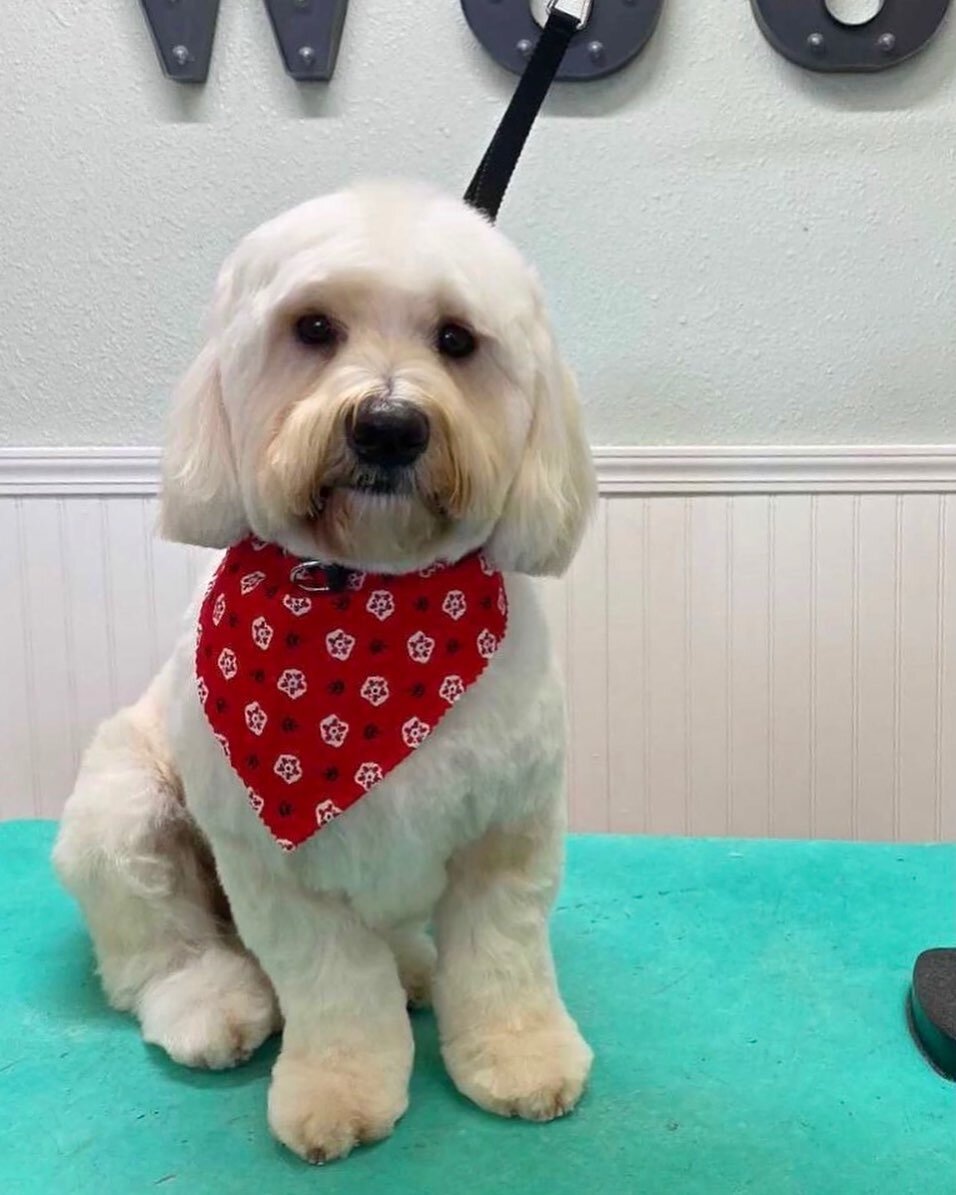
[
  {"xmin": 139, "ymin": 0, "xmax": 220, "ymax": 83},
  {"xmin": 263, "ymin": 0, "xmax": 350, "ymax": 81},
  {"xmin": 752, "ymin": 0, "xmax": 952, "ymax": 72},
  {"xmin": 461, "ymin": 0, "xmax": 666, "ymax": 81}
]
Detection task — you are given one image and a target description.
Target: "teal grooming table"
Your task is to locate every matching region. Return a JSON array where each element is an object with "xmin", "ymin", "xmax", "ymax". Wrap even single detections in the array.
[{"xmin": 1, "ymin": 822, "xmax": 952, "ymax": 1194}]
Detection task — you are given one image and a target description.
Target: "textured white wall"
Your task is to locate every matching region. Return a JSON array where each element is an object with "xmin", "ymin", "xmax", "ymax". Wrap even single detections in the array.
[{"xmin": 2, "ymin": 1, "xmax": 956, "ymax": 447}]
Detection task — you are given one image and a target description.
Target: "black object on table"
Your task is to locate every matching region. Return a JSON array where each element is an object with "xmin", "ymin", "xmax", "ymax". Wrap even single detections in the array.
[{"xmin": 910, "ymin": 948, "xmax": 956, "ymax": 1080}]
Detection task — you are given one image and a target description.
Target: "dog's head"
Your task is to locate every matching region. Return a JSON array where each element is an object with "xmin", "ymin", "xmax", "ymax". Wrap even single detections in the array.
[{"xmin": 160, "ymin": 181, "xmax": 595, "ymax": 575}]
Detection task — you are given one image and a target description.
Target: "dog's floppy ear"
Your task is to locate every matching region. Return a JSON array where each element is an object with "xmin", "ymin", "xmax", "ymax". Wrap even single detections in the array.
[
  {"xmin": 488, "ymin": 327, "xmax": 596, "ymax": 578},
  {"xmin": 159, "ymin": 338, "xmax": 249, "ymax": 549}
]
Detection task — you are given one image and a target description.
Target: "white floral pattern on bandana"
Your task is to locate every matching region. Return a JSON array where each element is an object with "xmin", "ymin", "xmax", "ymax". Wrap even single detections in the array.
[
  {"xmin": 360, "ymin": 676, "xmax": 390, "ymax": 707},
  {"xmin": 240, "ymin": 571, "xmax": 266, "ymax": 595},
  {"xmin": 476, "ymin": 629, "xmax": 498, "ymax": 659},
  {"xmin": 439, "ymin": 675, "xmax": 465, "ymax": 705},
  {"xmin": 282, "ymin": 594, "xmax": 312, "ymax": 617},
  {"xmin": 326, "ymin": 629, "xmax": 356, "ymax": 661},
  {"xmin": 217, "ymin": 648, "xmax": 238, "ymax": 680},
  {"xmin": 315, "ymin": 798, "xmax": 342, "ymax": 825},
  {"xmin": 196, "ymin": 676, "xmax": 209, "ymax": 706},
  {"xmin": 277, "ymin": 668, "xmax": 308, "ymax": 699},
  {"xmin": 319, "ymin": 714, "xmax": 349, "ymax": 748},
  {"xmin": 407, "ymin": 631, "xmax": 435, "ymax": 663},
  {"xmin": 347, "ymin": 571, "xmax": 368, "ymax": 592},
  {"xmin": 251, "ymin": 616, "xmax": 274, "ymax": 650},
  {"xmin": 401, "ymin": 716, "xmax": 431, "ymax": 748},
  {"xmin": 248, "ymin": 790, "xmax": 264, "ymax": 813},
  {"xmin": 212, "ymin": 593, "xmax": 226, "ymax": 626},
  {"xmin": 442, "ymin": 590, "xmax": 467, "ymax": 621},
  {"xmin": 274, "ymin": 754, "xmax": 303, "ymax": 784},
  {"xmin": 366, "ymin": 590, "xmax": 396, "ymax": 621},
  {"xmin": 244, "ymin": 701, "xmax": 268, "ymax": 736},
  {"xmin": 354, "ymin": 762, "xmax": 384, "ymax": 790}
]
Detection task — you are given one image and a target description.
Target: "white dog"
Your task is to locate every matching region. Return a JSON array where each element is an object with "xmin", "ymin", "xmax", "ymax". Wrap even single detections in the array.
[{"xmin": 54, "ymin": 180, "xmax": 596, "ymax": 1163}]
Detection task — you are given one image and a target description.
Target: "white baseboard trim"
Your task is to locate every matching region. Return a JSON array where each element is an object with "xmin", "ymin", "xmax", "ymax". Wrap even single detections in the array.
[
  {"xmin": 595, "ymin": 446, "xmax": 956, "ymax": 495},
  {"xmin": 0, "ymin": 448, "xmax": 162, "ymax": 496},
  {"xmin": 3, "ymin": 445, "xmax": 956, "ymax": 497}
]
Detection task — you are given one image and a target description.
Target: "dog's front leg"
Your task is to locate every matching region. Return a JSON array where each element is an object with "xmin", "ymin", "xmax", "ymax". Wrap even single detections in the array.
[
  {"xmin": 214, "ymin": 845, "xmax": 413, "ymax": 1163},
  {"xmin": 434, "ymin": 811, "xmax": 593, "ymax": 1121}
]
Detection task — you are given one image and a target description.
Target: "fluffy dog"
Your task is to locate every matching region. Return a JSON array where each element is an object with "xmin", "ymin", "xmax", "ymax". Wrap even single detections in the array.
[{"xmin": 54, "ymin": 181, "xmax": 596, "ymax": 1163}]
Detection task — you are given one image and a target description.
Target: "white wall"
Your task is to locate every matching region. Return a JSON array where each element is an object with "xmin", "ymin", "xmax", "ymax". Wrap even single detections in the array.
[{"xmin": 3, "ymin": 1, "xmax": 956, "ymax": 449}]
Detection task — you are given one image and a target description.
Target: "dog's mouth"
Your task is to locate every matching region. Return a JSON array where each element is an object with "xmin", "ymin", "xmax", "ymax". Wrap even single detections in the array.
[
  {"xmin": 345, "ymin": 469, "xmax": 412, "ymax": 497},
  {"xmin": 307, "ymin": 471, "xmax": 409, "ymax": 511},
  {"xmin": 307, "ymin": 470, "xmax": 448, "ymax": 519}
]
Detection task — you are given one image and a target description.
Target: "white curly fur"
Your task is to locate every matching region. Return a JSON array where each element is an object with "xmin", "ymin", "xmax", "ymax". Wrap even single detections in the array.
[{"xmin": 54, "ymin": 181, "xmax": 595, "ymax": 1163}]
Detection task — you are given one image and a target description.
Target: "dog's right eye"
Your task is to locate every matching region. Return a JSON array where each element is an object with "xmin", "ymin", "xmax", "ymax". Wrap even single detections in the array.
[{"xmin": 294, "ymin": 313, "xmax": 339, "ymax": 348}]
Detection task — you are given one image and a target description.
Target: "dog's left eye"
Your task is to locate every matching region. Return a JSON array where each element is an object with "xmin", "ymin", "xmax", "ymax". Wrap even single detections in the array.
[
  {"xmin": 294, "ymin": 313, "xmax": 339, "ymax": 348},
  {"xmin": 436, "ymin": 322, "xmax": 477, "ymax": 360}
]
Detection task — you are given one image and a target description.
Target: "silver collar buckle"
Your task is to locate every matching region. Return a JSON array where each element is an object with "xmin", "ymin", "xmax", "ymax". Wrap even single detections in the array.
[{"xmin": 289, "ymin": 560, "xmax": 350, "ymax": 594}]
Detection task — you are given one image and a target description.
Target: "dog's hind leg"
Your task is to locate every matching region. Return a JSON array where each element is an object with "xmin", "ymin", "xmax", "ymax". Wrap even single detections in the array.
[{"xmin": 53, "ymin": 662, "xmax": 279, "ymax": 1070}]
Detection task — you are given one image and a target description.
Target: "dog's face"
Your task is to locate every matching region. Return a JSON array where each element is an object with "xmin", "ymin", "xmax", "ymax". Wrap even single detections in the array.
[{"xmin": 161, "ymin": 182, "xmax": 594, "ymax": 575}]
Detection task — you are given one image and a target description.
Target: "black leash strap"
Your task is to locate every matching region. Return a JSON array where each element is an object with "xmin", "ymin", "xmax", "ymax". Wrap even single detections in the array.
[{"xmin": 464, "ymin": 4, "xmax": 581, "ymax": 222}]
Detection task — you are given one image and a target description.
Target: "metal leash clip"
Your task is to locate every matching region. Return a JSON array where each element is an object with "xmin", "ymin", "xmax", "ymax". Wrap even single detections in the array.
[
  {"xmin": 540, "ymin": 0, "xmax": 593, "ymax": 29},
  {"xmin": 463, "ymin": 0, "xmax": 661, "ymax": 87}
]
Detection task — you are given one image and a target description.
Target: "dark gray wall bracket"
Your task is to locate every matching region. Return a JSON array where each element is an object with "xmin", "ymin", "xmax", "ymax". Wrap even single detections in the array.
[
  {"xmin": 139, "ymin": 0, "xmax": 220, "ymax": 84},
  {"xmin": 752, "ymin": 0, "xmax": 952, "ymax": 72},
  {"xmin": 462, "ymin": 0, "xmax": 665, "ymax": 81},
  {"xmin": 263, "ymin": 0, "xmax": 349, "ymax": 81}
]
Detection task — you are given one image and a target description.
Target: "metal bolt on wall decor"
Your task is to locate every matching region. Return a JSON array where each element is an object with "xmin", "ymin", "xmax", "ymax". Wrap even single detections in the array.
[
  {"xmin": 462, "ymin": 0, "xmax": 666, "ymax": 81},
  {"xmin": 263, "ymin": 0, "xmax": 350, "ymax": 81},
  {"xmin": 139, "ymin": 0, "xmax": 220, "ymax": 83},
  {"xmin": 751, "ymin": 0, "xmax": 952, "ymax": 72}
]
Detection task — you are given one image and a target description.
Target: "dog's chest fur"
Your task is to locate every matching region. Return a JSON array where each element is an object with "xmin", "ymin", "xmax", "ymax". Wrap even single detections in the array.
[{"xmin": 167, "ymin": 571, "xmax": 565, "ymax": 929}]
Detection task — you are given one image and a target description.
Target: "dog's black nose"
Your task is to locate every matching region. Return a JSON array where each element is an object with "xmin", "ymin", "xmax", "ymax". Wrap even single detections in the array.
[{"xmin": 348, "ymin": 399, "xmax": 430, "ymax": 469}]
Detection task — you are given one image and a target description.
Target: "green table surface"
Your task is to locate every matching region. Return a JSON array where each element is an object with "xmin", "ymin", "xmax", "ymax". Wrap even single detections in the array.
[{"xmin": 1, "ymin": 821, "xmax": 952, "ymax": 1194}]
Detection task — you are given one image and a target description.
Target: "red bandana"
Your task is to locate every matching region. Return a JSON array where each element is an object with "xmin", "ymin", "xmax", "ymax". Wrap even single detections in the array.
[{"xmin": 195, "ymin": 537, "xmax": 508, "ymax": 850}]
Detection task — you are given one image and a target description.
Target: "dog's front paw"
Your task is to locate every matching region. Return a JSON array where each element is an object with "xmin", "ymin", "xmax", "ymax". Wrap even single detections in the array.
[
  {"xmin": 268, "ymin": 1051, "xmax": 409, "ymax": 1163},
  {"xmin": 443, "ymin": 1012, "xmax": 592, "ymax": 1122},
  {"xmin": 139, "ymin": 947, "xmax": 279, "ymax": 1070}
]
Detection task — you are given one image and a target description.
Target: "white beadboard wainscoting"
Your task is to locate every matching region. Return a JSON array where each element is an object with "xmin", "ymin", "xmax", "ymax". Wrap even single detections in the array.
[{"xmin": 3, "ymin": 447, "xmax": 956, "ymax": 842}]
